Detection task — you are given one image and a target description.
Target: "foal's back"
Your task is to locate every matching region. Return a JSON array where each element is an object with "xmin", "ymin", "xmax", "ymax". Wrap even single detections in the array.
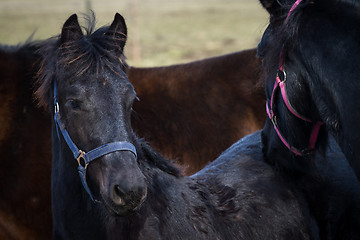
[{"xmin": 117, "ymin": 132, "xmax": 312, "ymax": 240}]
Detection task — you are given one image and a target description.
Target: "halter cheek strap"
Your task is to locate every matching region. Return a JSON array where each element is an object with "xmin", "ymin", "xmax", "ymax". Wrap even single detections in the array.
[
  {"xmin": 266, "ymin": 0, "xmax": 324, "ymax": 156},
  {"xmin": 266, "ymin": 70, "xmax": 323, "ymax": 155},
  {"xmin": 53, "ymin": 80, "xmax": 137, "ymax": 201},
  {"xmin": 285, "ymin": 0, "xmax": 304, "ymax": 22}
]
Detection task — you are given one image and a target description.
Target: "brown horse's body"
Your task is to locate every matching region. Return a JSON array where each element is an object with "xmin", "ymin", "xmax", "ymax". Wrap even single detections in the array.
[
  {"xmin": 130, "ymin": 49, "xmax": 265, "ymax": 174},
  {"xmin": 0, "ymin": 45, "xmax": 264, "ymax": 239},
  {"xmin": 0, "ymin": 45, "xmax": 52, "ymax": 240}
]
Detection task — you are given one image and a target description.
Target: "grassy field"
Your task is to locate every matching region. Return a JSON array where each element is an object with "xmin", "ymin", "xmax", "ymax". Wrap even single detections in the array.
[{"xmin": 0, "ymin": 0, "xmax": 268, "ymax": 66}]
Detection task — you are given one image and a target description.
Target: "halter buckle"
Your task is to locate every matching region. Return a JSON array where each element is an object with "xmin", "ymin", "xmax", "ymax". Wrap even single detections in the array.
[
  {"xmin": 54, "ymin": 102, "xmax": 59, "ymax": 114},
  {"xmin": 271, "ymin": 114, "xmax": 278, "ymax": 127},
  {"xmin": 76, "ymin": 150, "xmax": 88, "ymax": 169}
]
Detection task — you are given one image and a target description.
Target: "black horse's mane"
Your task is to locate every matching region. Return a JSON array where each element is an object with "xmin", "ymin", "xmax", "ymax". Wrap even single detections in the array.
[
  {"xmin": 137, "ymin": 138, "xmax": 183, "ymax": 177},
  {"xmin": 35, "ymin": 14, "xmax": 128, "ymax": 109}
]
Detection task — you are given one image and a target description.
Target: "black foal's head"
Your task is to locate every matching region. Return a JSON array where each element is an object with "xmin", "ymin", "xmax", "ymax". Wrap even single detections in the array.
[{"xmin": 36, "ymin": 13, "xmax": 147, "ymax": 216}]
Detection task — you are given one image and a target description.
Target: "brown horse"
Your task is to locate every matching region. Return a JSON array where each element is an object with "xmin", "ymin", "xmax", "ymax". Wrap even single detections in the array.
[
  {"xmin": 0, "ymin": 44, "xmax": 264, "ymax": 239},
  {"xmin": 129, "ymin": 48, "xmax": 265, "ymax": 174},
  {"xmin": 0, "ymin": 44, "xmax": 52, "ymax": 240}
]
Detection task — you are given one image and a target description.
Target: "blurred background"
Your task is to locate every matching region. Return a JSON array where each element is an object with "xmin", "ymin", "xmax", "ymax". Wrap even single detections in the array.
[{"xmin": 0, "ymin": 0, "xmax": 268, "ymax": 67}]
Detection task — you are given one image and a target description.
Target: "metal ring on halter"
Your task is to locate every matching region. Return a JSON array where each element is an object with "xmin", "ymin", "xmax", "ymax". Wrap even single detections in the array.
[
  {"xmin": 76, "ymin": 150, "xmax": 88, "ymax": 169},
  {"xmin": 54, "ymin": 102, "xmax": 59, "ymax": 114},
  {"xmin": 277, "ymin": 69, "xmax": 287, "ymax": 82}
]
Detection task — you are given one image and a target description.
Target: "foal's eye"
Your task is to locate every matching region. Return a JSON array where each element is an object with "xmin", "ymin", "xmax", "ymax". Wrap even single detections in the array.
[{"xmin": 65, "ymin": 99, "xmax": 82, "ymax": 111}]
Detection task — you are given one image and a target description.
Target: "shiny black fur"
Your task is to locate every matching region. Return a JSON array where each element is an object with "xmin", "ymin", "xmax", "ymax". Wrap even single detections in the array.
[
  {"xmin": 36, "ymin": 13, "xmax": 313, "ymax": 239},
  {"xmin": 258, "ymin": 0, "xmax": 360, "ymax": 239}
]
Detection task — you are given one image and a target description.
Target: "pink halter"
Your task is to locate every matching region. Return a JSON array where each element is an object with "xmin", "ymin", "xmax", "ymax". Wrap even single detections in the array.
[
  {"xmin": 285, "ymin": 0, "xmax": 303, "ymax": 22},
  {"xmin": 266, "ymin": 0, "xmax": 324, "ymax": 156}
]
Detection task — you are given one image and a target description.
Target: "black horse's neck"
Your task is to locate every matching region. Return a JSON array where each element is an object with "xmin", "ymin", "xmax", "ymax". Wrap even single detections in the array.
[
  {"xmin": 261, "ymin": 122, "xmax": 313, "ymax": 180},
  {"xmin": 261, "ymin": 118, "xmax": 360, "ymax": 239},
  {"xmin": 51, "ymin": 123, "xmax": 107, "ymax": 239}
]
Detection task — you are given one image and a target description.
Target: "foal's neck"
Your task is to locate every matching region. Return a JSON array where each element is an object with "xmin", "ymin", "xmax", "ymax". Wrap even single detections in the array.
[{"xmin": 51, "ymin": 126, "xmax": 106, "ymax": 239}]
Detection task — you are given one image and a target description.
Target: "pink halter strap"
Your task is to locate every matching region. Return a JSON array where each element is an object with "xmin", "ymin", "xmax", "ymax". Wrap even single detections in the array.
[
  {"xmin": 266, "ymin": 70, "xmax": 324, "ymax": 155},
  {"xmin": 285, "ymin": 0, "xmax": 304, "ymax": 22},
  {"xmin": 266, "ymin": 0, "xmax": 324, "ymax": 156}
]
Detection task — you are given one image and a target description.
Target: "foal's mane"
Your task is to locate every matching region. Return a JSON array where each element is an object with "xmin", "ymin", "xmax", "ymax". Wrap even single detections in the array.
[
  {"xmin": 34, "ymin": 14, "xmax": 128, "ymax": 109},
  {"xmin": 138, "ymin": 138, "xmax": 183, "ymax": 177}
]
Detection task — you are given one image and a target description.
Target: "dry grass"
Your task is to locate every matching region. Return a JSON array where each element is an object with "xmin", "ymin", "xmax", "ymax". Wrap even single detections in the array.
[{"xmin": 0, "ymin": 0, "xmax": 268, "ymax": 66}]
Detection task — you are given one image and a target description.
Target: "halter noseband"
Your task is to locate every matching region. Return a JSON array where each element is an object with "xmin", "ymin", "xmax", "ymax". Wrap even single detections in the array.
[
  {"xmin": 53, "ymin": 79, "xmax": 137, "ymax": 201},
  {"xmin": 266, "ymin": 0, "xmax": 323, "ymax": 156}
]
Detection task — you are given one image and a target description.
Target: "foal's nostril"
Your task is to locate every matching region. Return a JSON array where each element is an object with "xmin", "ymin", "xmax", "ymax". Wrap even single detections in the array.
[
  {"xmin": 112, "ymin": 185, "xmax": 125, "ymax": 205},
  {"xmin": 111, "ymin": 184, "xmax": 147, "ymax": 210}
]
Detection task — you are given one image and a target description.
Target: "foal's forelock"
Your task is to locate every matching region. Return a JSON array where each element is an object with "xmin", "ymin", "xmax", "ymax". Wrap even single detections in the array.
[
  {"xmin": 58, "ymin": 36, "xmax": 127, "ymax": 75},
  {"xmin": 34, "ymin": 24, "xmax": 127, "ymax": 110}
]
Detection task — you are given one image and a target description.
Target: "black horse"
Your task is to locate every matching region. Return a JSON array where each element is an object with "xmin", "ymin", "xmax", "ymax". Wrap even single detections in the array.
[
  {"xmin": 258, "ymin": 0, "xmax": 360, "ymax": 239},
  {"xmin": 258, "ymin": 0, "xmax": 360, "ymax": 178},
  {"xmin": 35, "ymin": 13, "xmax": 312, "ymax": 239}
]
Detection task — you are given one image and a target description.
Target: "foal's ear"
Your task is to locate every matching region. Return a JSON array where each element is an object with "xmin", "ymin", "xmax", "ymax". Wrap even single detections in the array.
[
  {"xmin": 259, "ymin": 0, "xmax": 281, "ymax": 15},
  {"xmin": 105, "ymin": 13, "xmax": 127, "ymax": 53},
  {"xmin": 61, "ymin": 14, "xmax": 83, "ymax": 44}
]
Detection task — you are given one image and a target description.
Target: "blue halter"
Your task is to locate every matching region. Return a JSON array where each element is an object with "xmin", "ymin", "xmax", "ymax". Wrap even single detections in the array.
[{"xmin": 53, "ymin": 79, "xmax": 137, "ymax": 201}]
